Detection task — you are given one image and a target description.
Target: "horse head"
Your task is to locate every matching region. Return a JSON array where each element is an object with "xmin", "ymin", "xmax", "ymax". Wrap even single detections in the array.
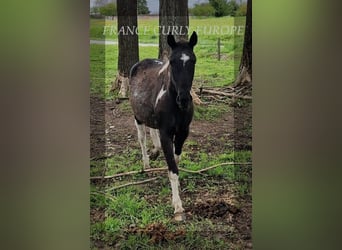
[{"xmin": 167, "ymin": 31, "xmax": 197, "ymax": 110}]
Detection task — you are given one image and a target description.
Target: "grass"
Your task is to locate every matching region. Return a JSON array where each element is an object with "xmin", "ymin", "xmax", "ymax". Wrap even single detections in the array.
[
  {"xmin": 90, "ymin": 16, "xmax": 245, "ymax": 99},
  {"xmin": 194, "ymin": 102, "xmax": 229, "ymax": 121},
  {"xmin": 90, "ymin": 149, "xmax": 251, "ymax": 249}
]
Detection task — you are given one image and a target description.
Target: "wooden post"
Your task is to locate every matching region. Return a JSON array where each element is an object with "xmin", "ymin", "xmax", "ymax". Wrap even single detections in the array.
[{"xmin": 217, "ymin": 38, "xmax": 221, "ymax": 61}]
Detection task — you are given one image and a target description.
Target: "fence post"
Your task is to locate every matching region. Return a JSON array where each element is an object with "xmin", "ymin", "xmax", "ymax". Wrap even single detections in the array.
[{"xmin": 217, "ymin": 38, "xmax": 221, "ymax": 61}]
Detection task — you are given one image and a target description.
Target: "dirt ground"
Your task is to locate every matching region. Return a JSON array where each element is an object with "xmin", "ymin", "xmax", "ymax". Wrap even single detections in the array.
[
  {"xmin": 90, "ymin": 95, "xmax": 252, "ymax": 249},
  {"xmin": 91, "ymin": 96, "xmax": 251, "ymax": 158}
]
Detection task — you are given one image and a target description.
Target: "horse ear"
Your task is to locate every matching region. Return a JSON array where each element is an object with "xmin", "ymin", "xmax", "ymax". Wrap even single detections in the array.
[
  {"xmin": 189, "ymin": 31, "xmax": 197, "ymax": 48},
  {"xmin": 167, "ymin": 33, "xmax": 177, "ymax": 49}
]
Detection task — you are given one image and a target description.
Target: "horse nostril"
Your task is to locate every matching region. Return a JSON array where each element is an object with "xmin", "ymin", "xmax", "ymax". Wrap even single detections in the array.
[
  {"xmin": 176, "ymin": 95, "xmax": 180, "ymax": 104},
  {"xmin": 176, "ymin": 93, "xmax": 190, "ymax": 110}
]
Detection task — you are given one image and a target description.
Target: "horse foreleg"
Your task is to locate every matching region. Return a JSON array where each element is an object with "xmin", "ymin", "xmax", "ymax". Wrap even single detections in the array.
[
  {"xmin": 135, "ymin": 119, "xmax": 149, "ymax": 171},
  {"xmin": 160, "ymin": 131, "xmax": 185, "ymax": 219},
  {"xmin": 174, "ymin": 128, "xmax": 190, "ymax": 166},
  {"xmin": 168, "ymin": 171, "xmax": 185, "ymax": 219}
]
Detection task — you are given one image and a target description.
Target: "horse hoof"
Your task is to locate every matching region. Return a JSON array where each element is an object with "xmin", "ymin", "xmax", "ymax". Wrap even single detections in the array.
[{"xmin": 174, "ymin": 212, "xmax": 186, "ymax": 222}]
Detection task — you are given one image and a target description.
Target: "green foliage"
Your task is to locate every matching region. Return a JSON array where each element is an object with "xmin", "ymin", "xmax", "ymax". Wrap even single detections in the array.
[
  {"xmin": 209, "ymin": 0, "xmax": 229, "ymax": 17},
  {"xmin": 138, "ymin": 0, "xmax": 150, "ymax": 15},
  {"xmin": 90, "ymin": 6, "xmax": 100, "ymax": 15},
  {"xmin": 99, "ymin": 3, "xmax": 117, "ymax": 17},
  {"xmin": 189, "ymin": 3, "xmax": 215, "ymax": 17},
  {"xmin": 226, "ymin": 0, "xmax": 239, "ymax": 16},
  {"xmin": 209, "ymin": 0, "xmax": 239, "ymax": 17},
  {"xmin": 235, "ymin": 2, "xmax": 247, "ymax": 16}
]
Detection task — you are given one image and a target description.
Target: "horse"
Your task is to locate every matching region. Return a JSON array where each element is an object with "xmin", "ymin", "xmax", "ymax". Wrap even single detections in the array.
[{"xmin": 129, "ymin": 31, "xmax": 197, "ymax": 221}]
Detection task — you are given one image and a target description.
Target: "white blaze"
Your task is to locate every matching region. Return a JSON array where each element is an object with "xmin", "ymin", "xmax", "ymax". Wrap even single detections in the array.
[{"xmin": 180, "ymin": 53, "xmax": 190, "ymax": 66}]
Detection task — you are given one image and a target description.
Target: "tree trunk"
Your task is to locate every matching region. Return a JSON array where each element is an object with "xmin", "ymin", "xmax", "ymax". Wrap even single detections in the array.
[
  {"xmin": 159, "ymin": 0, "xmax": 201, "ymax": 105},
  {"xmin": 158, "ymin": 0, "xmax": 189, "ymax": 59},
  {"xmin": 233, "ymin": 0, "xmax": 252, "ymax": 154},
  {"xmin": 115, "ymin": 0, "xmax": 139, "ymax": 97},
  {"xmin": 234, "ymin": 0, "xmax": 252, "ymax": 85}
]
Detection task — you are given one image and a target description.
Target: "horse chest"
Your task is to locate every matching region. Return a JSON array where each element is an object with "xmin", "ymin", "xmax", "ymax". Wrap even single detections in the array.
[{"xmin": 155, "ymin": 104, "xmax": 193, "ymax": 130}]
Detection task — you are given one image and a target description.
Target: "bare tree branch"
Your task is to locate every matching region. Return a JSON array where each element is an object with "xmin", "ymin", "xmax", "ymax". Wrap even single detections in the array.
[
  {"xmin": 105, "ymin": 177, "xmax": 161, "ymax": 191},
  {"xmin": 200, "ymin": 89, "xmax": 252, "ymax": 100},
  {"xmin": 90, "ymin": 167, "xmax": 167, "ymax": 180},
  {"xmin": 90, "ymin": 162, "xmax": 252, "ymax": 180}
]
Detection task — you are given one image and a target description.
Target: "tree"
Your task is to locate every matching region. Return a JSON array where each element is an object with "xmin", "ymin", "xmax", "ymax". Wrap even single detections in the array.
[
  {"xmin": 90, "ymin": 6, "xmax": 102, "ymax": 18},
  {"xmin": 189, "ymin": 3, "xmax": 215, "ymax": 17},
  {"xmin": 90, "ymin": 6, "xmax": 100, "ymax": 15},
  {"xmin": 99, "ymin": 3, "xmax": 117, "ymax": 17},
  {"xmin": 226, "ymin": 0, "xmax": 239, "ymax": 16},
  {"xmin": 158, "ymin": 0, "xmax": 189, "ymax": 59},
  {"xmin": 233, "ymin": 0, "xmax": 252, "ymax": 154},
  {"xmin": 209, "ymin": 0, "xmax": 229, "ymax": 17},
  {"xmin": 235, "ymin": 2, "xmax": 247, "ymax": 16},
  {"xmin": 138, "ymin": 0, "xmax": 150, "ymax": 15},
  {"xmin": 158, "ymin": 0, "xmax": 201, "ymax": 105},
  {"xmin": 234, "ymin": 0, "xmax": 252, "ymax": 85},
  {"xmin": 115, "ymin": 0, "xmax": 139, "ymax": 97}
]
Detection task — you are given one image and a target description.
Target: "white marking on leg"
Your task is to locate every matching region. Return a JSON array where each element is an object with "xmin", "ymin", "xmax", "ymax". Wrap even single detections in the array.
[
  {"xmin": 168, "ymin": 171, "xmax": 184, "ymax": 214},
  {"xmin": 173, "ymin": 146, "xmax": 181, "ymax": 165},
  {"xmin": 158, "ymin": 60, "xmax": 169, "ymax": 75},
  {"xmin": 155, "ymin": 85, "xmax": 167, "ymax": 107},
  {"xmin": 150, "ymin": 128, "xmax": 161, "ymax": 152},
  {"xmin": 180, "ymin": 53, "xmax": 190, "ymax": 66},
  {"xmin": 135, "ymin": 120, "xmax": 149, "ymax": 169}
]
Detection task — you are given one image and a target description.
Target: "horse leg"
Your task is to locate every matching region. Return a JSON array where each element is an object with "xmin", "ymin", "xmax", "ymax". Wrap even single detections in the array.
[
  {"xmin": 135, "ymin": 119, "xmax": 149, "ymax": 171},
  {"xmin": 149, "ymin": 128, "xmax": 161, "ymax": 160},
  {"xmin": 174, "ymin": 127, "xmax": 190, "ymax": 166},
  {"xmin": 160, "ymin": 130, "xmax": 185, "ymax": 220}
]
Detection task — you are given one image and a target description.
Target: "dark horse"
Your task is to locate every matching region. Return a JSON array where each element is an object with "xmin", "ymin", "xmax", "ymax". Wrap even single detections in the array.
[{"xmin": 129, "ymin": 32, "xmax": 197, "ymax": 221}]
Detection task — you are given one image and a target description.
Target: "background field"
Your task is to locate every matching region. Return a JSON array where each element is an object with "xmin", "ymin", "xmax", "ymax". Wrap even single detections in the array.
[
  {"xmin": 90, "ymin": 16, "xmax": 252, "ymax": 249},
  {"xmin": 90, "ymin": 16, "xmax": 246, "ymax": 99}
]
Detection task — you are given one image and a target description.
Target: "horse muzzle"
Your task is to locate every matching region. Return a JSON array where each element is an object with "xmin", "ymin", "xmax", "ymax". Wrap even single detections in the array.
[{"xmin": 176, "ymin": 92, "xmax": 192, "ymax": 110}]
